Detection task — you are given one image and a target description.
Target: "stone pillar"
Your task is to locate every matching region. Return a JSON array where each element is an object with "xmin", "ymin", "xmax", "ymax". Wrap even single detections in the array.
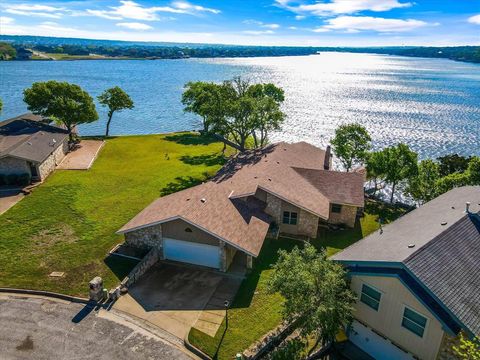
[
  {"xmin": 219, "ymin": 241, "xmax": 227, "ymax": 272},
  {"xmin": 246, "ymin": 255, "xmax": 253, "ymax": 270}
]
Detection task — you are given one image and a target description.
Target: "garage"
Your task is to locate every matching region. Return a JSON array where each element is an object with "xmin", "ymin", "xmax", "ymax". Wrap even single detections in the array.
[
  {"xmin": 163, "ymin": 238, "xmax": 220, "ymax": 269},
  {"xmin": 348, "ymin": 320, "xmax": 414, "ymax": 360}
]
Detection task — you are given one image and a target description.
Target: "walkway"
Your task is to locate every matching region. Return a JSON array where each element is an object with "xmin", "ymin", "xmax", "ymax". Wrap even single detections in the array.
[
  {"xmin": 0, "ymin": 187, "xmax": 24, "ymax": 215},
  {"xmin": 58, "ymin": 140, "xmax": 104, "ymax": 170}
]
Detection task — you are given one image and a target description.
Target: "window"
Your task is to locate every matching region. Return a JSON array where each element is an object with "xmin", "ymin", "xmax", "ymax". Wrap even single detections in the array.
[
  {"xmin": 360, "ymin": 284, "xmax": 381, "ymax": 311},
  {"xmin": 331, "ymin": 203, "xmax": 342, "ymax": 213},
  {"xmin": 402, "ymin": 307, "xmax": 427, "ymax": 337},
  {"xmin": 282, "ymin": 211, "xmax": 298, "ymax": 225}
]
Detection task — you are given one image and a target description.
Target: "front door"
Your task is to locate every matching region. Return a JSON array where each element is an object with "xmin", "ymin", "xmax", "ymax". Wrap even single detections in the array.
[{"xmin": 28, "ymin": 162, "xmax": 39, "ymax": 178}]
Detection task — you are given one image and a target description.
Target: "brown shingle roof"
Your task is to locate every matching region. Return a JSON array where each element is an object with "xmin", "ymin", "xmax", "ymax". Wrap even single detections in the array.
[
  {"xmin": 0, "ymin": 113, "xmax": 69, "ymax": 163},
  {"xmin": 118, "ymin": 141, "xmax": 364, "ymax": 256}
]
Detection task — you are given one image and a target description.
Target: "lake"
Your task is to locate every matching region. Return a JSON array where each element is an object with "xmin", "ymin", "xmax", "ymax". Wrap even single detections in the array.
[{"xmin": 1, "ymin": 52, "xmax": 479, "ymax": 159}]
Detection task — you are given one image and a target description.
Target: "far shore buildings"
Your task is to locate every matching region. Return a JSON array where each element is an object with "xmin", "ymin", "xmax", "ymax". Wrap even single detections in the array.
[
  {"xmin": 334, "ymin": 186, "xmax": 480, "ymax": 360},
  {"xmin": 0, "ymin": 113, "xmax": 69, "ymax": 182},
  {"xmin": 118, "ymin": 141, "xmax": 365, "ymax": 272}
]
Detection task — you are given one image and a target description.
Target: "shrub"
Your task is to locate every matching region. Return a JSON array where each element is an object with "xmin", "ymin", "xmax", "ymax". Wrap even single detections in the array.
[
  {"xmin": 17, "ymin": 173, "xmax": 32, "ymax": 186},
  {"xmin": 5, "ymin": 174, "xmax": 18, "ymax": 185}
]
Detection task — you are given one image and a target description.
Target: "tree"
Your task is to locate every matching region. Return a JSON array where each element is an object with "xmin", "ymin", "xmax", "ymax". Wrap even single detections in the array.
[
  {"xmin": 247, "ymin": 83, "xmax": 285, "ymax": 147},
  {"xmin": 381, "ymin": 143, "xmax": 418, "ymax": 203},
  {"xmin": 268, "ymin": 244, "xmax": 356, "ymax": 349},
  {"xmin": 23, "ymin": 81, "xmax": 98, "ymax": 142},
  {"xmin": 452, "ymin": 333, "xmax": 480, "ymax": 360},
  {"xmin": 437, "ymin": 154, "xmax": 471, "ymax": 177},
  {"xmin": 0, "ymin": 98, "xmax": 3, "ymax": 113},
  {"xmin": 98, "ymin": 86, "xmax": 134, "ymax": 137},
  {"xmin": 467, "ymin": 156, "xmax": 480, "ymax": 185},
  {"xmin": 331, "ymin": 123, "xmax": 371, "ymax": 172},
  {"xmin": 406, "ymin": 159, "xmax": 441, "ymax": 204},
  {"xmin": 0, "ymin": 42, "xmax": 16, "ymax": 60},
  {"xmin": 435, "ymin": 172, "xmax": 471, "ymax": 195},
  {"xmin": 182, "ymin": 81, "xmax": 227, "ymax": 134},
  {"xmin": 365, "ymin": 151, "xmax": 386, "ymax": 196}
]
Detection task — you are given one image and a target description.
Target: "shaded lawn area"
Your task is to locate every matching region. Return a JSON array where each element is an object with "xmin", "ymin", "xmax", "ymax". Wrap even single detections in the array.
[
  {"xmin": 189, "ymin": 238, "xmax": 298, "ymax": 360},
  {"xmin": 312, "ymin": 199, "xmax": 408, "ymax": 257},
  {"xmin": 189, "ymin": 200, "xmax": 407, "ymax": 359},
  {"xmin": 0, "ymin": 133, "xmax": 229, "ymax": 296}
]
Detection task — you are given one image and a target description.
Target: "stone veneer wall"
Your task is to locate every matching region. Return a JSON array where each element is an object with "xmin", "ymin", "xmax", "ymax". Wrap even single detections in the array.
[
  {"xmin": 328, "ymin": 204, "xmax": 357, "ymax": 228},
  {"xmin": 38, "ymin": 140, "xmax": 68, "ymax": 181},
  {"xmin": 264, "ymin": 192, "xmax": 282, "ymax": 225},
  {"xmin": 297, "ymin": 209, "xmax": 318, "ymax": 238},
  {"xmin": 0, "ymin": 156, "xmax": 29, "ymax": 176},
  {"xmin": 124, "ymin": 223, "xmax": 163, "ymax": 254}
]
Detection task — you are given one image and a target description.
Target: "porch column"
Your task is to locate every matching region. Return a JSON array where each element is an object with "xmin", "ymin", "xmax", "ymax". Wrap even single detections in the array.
[
  {"xmin": 219, "ymin": 241, "xmax": 227, "ymax": 272},
  {"xmin": 246, "ymin": 255, "xmax": 253, "ymax": 270}
]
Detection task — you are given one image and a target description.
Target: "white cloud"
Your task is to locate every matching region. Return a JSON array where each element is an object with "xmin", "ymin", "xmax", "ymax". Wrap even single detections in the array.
[
  {"xmin": 468, "ymin": 14, "xmax": 480, "ymax": 25},
  {"xmin": 320, "ymin": 16, "xmax": 430, "ymax": 32},
  {"xmin": 38, "ymin": 21, "xmax": 76, "ymax": 32},
  {"xmin": 117, "ymin": 22, "xmax": 153, "ymax": 30},
  {"xmin": 0, "ymin": 16, "xmax": 15, "ymax": 25},
  {"xmin": 243, "ymin": 20, "xmax": 280, "ymax": 30},
  {"xmin": 277, "ymin": 0, "xmax": 412, "ymax": 17},
  {"xmin": 3, "ymin": 3, "xmax": 65, "ymax": 19},
  {"xmin": 295, "ymin": 15, "xmax": 306, "ymax": 20},
  {"xmin": 86, "ymin": 0, "xmax": 219, "ymax": 21},
  {"xmin": 243, "ymin": 30, "xmax": 275, "ymax": 35}
]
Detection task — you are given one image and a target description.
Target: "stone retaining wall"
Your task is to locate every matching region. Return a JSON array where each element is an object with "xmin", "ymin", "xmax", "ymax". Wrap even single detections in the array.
[{"xmin": 122, "ymin": 247, "xmax": 160, "ymax": 288}]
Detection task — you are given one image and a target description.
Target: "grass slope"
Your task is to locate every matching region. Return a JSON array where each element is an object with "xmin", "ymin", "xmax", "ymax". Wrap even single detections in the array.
[{"xmin": 0, "ymin": 133, "xmax": 227, "ymax": 296}]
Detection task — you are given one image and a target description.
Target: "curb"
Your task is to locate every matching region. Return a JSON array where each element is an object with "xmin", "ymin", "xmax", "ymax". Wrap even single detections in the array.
[
  {"xmin": 0, "ymin": 287, "xmax": 90, "ymax": 304},
  {"xmin": 184, "ymin": 334, "xmax": 212, "ymax": 360}
]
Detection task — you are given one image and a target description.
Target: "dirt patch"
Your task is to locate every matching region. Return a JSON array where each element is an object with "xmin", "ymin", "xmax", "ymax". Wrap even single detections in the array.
[
  {"xmin": 31, "ymin": 224, "xmax": 78, "ymax": 250},
  {"xmin": 16, "ymin": 335, "xmax": 34, "ymax": 351}
]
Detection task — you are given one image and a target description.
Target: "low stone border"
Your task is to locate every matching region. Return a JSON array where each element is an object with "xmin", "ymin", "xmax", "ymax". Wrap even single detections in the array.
[
  {"xmin": 0, "ymin": 287, "xmax": 89, "ymax": 304},
  {"xmin": 184, "ymin": 334, "xmax": 212, "ymax": 360}
]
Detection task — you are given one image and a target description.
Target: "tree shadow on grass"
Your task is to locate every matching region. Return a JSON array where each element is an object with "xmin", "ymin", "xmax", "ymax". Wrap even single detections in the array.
[
  {"xmin": 364, "ymin": 199, "xmax": 409, "ymax": 223},
  {"xmin": 164, "ymin": 133, "xmax": 218, "ymax": 146},
  {"xmin": 233, "ymin": 238, "xmax": 297, "ymax": 309},
  {"xmin": 160, "ymin": 176, "xmax": 205, "ymax": 196},
  {"xmin": 104, "ymin": 254, "xmax": 139, "ymax": 281},
  {"xmin": 180, "ymin": 154, "xmax": 226, "ymax": 167}
]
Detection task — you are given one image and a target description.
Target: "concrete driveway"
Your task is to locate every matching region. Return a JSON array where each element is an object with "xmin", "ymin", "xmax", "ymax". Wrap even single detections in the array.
[
  {"xmin": 57, "ymin": 140, "xmax": 104, "ymax": 170},
  {"xmin": 113, "ymin": 262, "xmax": 238, "ymax": 339},
  {"xmin": 0, "ymin": 188, "xmax": 24, "ymax": 215},
  {"xmin": 0, "ymin": 294, "xmax": 192, "ymax": 360}
]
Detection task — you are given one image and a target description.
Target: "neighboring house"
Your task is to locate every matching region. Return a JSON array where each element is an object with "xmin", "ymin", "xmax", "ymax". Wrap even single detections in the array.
[
  {"xmin": 0, "ymin": 113, "xmax": 69, "ymax": 182},
  {"xmin": 118, "ymin": 141, "xmax": 364, "ymax": 272},
  {"xmin": 333, "ymin": 186, "xmax": 480, "ymax": 360}
]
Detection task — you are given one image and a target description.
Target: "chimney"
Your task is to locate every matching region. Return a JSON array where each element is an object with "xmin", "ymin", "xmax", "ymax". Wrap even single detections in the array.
[
  {"xmin": 324, "ymin": 145, "xmax": 331, "ymax": 170},
  {"xmin": 465, "ymin": 202, "xmax": 471, "ymax": 213}
]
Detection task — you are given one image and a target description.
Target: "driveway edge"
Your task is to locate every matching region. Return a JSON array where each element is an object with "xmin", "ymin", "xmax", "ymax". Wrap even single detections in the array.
[
  {"xmin": 0, "ymin": 287, "xmax": 89, "ymax": 304},
  {"xmin": 184, "ymin": 333, "xmax": 212, "ymax": 360}
]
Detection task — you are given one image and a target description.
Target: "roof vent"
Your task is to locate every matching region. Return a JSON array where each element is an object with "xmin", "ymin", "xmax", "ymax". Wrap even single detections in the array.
[
  {"xmin": 441, "ymin": 221, "xmax": 447, "ymax": 226},
  {"xmin": 186, "ymin": 198, "xmax": 190, "ymax": 201},
  {"xmin": 27, "ymin": 142, "xmax": 32, "ymax": 145},
  {"xmin": 200, "ymin": 198, "xmax": 206, "ymax": 203},
  {"xmin": 466, "ymin": 202, "xmax": 471, "ymax": 213},
  {"xmin": 408, "ymin": 244, "xmax": 415, "ymax": 248},
  {"xmin": 268, "ymin": 178, "xmax": 272, "ymax": 181}
]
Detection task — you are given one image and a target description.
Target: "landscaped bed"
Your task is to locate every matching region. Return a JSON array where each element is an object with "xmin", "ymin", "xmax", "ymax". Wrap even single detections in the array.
[
  {"xmin": 189, "ymin": 200, "xmax": 407, "ymax": 360},
  {"xmin": 0, "ymin": 133, "xmax": 228, "ymax": 296}
]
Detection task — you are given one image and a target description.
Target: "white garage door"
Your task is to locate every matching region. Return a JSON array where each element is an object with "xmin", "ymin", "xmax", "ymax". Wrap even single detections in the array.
[
  {"xmin": 163, "ymin": 238, "xmax": 220, "ymax": 269},
  {"xmin": 349, "ymin": 320, "xmax": 414, "ymax": 360}
]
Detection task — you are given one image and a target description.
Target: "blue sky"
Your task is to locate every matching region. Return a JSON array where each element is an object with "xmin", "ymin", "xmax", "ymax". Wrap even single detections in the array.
[{"xmin": 0, "ymin": 0, "xmax": 479, "ymax": 46}]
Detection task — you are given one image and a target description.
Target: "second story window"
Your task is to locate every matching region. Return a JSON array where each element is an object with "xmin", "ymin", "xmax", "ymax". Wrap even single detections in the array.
[
  {"xmin": 283, "ymin": 211, "xmax": 298, "ymax": 225},
  {"xmin": 360, "ymin": 284, "xmax": 382, "ymax": 311},
  {"xmin": 331, "ymin": 203, "xmax": 342, "ymax": 213},
  {"xmin": 402, "ymin": 307, "xmax": 427, "ymax": 337}
]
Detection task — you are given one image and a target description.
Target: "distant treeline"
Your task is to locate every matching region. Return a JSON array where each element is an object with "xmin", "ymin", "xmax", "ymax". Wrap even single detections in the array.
[{"xmin": 0, "ymin": 35, "xmax": 479, "ymax": 63}]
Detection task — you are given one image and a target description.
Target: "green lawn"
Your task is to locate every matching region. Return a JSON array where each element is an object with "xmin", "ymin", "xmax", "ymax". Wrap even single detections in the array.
[
  {"xmin": 0, "ymin": 133, "xmax": 228, "ymax": 296},
  {"xmin": 189, "ymin": 199, "xmax": 407, "ymax": 359}
]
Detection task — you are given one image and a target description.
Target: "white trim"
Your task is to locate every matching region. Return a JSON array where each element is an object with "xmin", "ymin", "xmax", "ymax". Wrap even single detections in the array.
[{"xmin": 118, "ymin": 215, "xmax": 259, "ymax": 258}]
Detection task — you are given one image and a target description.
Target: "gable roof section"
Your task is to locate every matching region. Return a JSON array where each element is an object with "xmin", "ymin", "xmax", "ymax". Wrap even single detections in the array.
[
  {"xmin": 404, "ymin": 214, "xmax": 480, "ymax": 337},
  {"xmin": 117, "ymin": 182, "xmax": 271, "ymax": 257},
  {"xmin": 0, "ymin": 113, "xmax": 69, "ymax": 163},
  {"xmin": 333, "ymin": 186, "xmax": 480, "ymax": 337}
]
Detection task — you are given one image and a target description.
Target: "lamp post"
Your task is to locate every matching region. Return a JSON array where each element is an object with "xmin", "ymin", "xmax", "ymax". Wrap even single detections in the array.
[{"xmin": 224, "ymin": 300, "xmax": 229, "ymax": 329}]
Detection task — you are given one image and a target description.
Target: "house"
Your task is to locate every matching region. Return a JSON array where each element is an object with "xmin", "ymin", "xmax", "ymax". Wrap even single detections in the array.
[
  {"xmin": 333, "ymin": 186, "xmax": 480, "ymax": 360},
  {"xmin": 0, "ymin": 113, "xmax": 69, "ymax": 182},
  {"xmin": 118, "ymin": 141, "xmax": 364, "ymax": 272}
]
